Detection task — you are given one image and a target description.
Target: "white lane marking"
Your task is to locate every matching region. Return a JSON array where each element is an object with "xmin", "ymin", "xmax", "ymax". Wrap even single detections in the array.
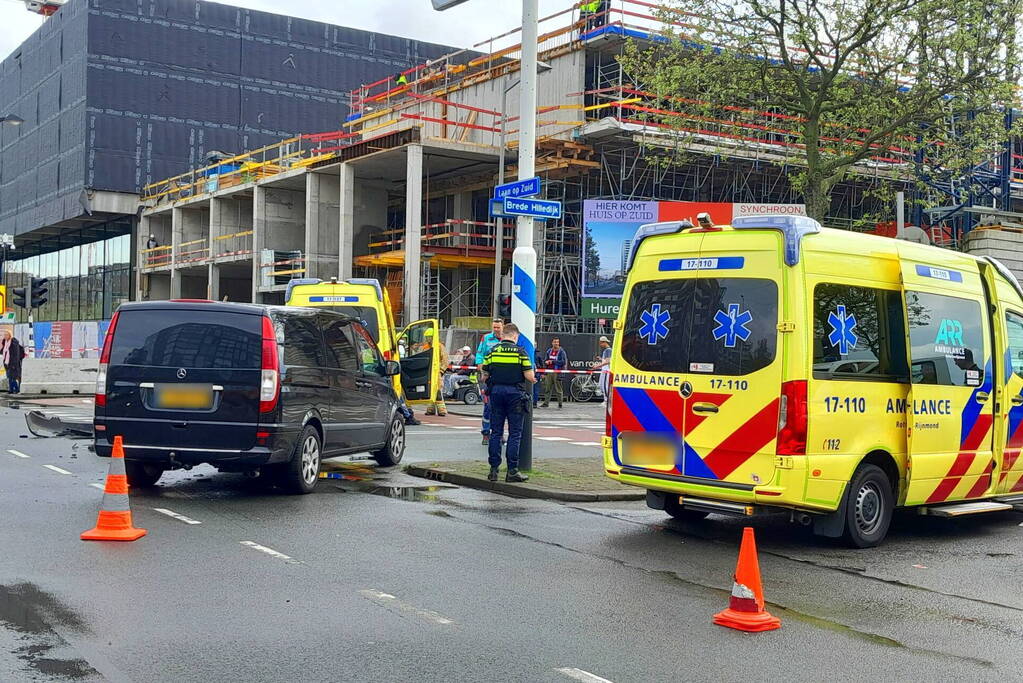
[
  {"xmin": 81, "ymin": 399, "xmax": 93, "ymax": 403},
  {"xmin": 358, "ymin": 589, "xmax": 454, "ymax": 625},
  {"xmin": 239, "ymin": 541, "xmax": 298, "ymax": 563},
  {"xmin": 8, "ymin": 449, "xmax": 30, "ymax": 459},
  {"xmin": 42, "ymin": 464, "xmax": 72, "ymax": 475},
  {"xmin": 153, "ymin": 508, "xmax": 202, "ymax": 525},
  {"xmin": 406, "ymin": 430, "xmax": 466, "ymax": 435},
  {"xmin": 445, "ymin": 426, "xmax": 475, "ymax": 430},
  {"xmin": 555, "ymin": 668, "xmax": 614, "ymax": 683},
  {"xmin": 538, "ymin": 436, "xmax": 571, "ymax": 441},
  {"xmin": 88, "ymin": 482, "xmax": 105, "ymax": 490},
  {"xmin": 571, "ymin": 442, "xmax": 603, "ymax": 447}
]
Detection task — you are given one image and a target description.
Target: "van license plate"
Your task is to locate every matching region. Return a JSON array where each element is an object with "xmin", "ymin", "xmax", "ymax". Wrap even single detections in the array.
[
  {"xmin": 622, "ymin": 438, "xmax": 678, "ymax": 470},
  {"xmin": 154, "ymin": 384, "xmax": 213, "ymax": 410}
]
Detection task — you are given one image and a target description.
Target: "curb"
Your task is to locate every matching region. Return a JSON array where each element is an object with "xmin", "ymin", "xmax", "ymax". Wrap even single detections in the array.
[{"xmin": 405, "ymin": 464, "xmax": 644, "ymax": 502}]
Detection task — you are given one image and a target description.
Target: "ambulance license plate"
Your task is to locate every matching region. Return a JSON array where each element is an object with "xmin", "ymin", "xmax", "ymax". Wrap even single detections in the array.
[
  {"xmin": 154, "ymin": 384, "xmax": 213, "ymax": 410},
  {"xmin": 622, "ymin": 438, "xmax": 678, "ymax": 470}
]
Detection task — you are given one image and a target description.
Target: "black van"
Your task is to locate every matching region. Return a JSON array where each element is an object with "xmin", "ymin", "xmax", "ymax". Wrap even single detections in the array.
[{"xmin": 93, "ymin": 301, "xmax": 405, "ymax": 493}]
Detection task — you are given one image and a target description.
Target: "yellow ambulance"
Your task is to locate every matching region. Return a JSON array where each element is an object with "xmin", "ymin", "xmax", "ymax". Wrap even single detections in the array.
[
  {"xmin": 605, "ymin": 215, "xmax": 1023, "ymax": 547},
  {"xmin": 285, "ymin": 278, "xmax": 441, "ymax": 405}
]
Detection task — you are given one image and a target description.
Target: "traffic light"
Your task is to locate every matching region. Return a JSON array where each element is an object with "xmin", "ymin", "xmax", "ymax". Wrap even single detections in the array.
[
  {"xmin": 12, "ymin": 286, "xmax": 26, "ymax": 309},
  {"xmin": 30, "ymin": 277, "xmax": 48, "ymax": 308},
  {"xmin": 498, "ymin": 293, "xmax": 512, "ymax": 320}
]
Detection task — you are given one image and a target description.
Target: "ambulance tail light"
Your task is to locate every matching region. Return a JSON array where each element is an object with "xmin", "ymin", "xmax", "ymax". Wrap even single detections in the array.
[
  {"xmin": 95, "ymin": 310, "xmax": 120, "ymax": 408},
  {"xmin": 604, "ymin": 372, "xmax": 614, "ymax": 437},
  {"xmin": 777, "ymin": 380, "xmax": 807, "ymax": 455}
]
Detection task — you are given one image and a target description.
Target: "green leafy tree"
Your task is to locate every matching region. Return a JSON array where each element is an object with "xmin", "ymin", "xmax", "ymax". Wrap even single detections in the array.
[{"xmin": 621, "ymin": 0, "xmax": 1021, "ymax": 221}]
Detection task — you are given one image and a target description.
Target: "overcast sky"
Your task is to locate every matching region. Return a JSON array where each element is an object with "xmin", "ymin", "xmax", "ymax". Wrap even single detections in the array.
[{"xmin": 0, "ymin": 0, "xmax": 570, "ymax": 61}]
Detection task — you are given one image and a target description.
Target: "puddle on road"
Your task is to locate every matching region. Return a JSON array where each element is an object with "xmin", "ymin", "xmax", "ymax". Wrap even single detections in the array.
[
  {"xmin": 0, "ymin": 583, "xmax": 99, "ymax": 680},
  {"xmin": 357, "ymin": 485, "xmax": 444, "ymax": 502}
]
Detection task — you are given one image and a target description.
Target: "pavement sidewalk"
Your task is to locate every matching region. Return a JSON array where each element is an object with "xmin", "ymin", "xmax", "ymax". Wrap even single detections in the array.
[
  {"xmin": 445, "ymin": 401, "xmax": 605, "ymax": 422},
  {"xmin": 406, "ymin": 456, "xmax": 643, "ymax": 502}
]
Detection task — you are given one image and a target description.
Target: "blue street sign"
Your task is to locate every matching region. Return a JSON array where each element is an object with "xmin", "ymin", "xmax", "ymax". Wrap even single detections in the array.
[
  {"xmin": 489, "ymin": 198, "xmax": 513, "ymax": 218},
  {"xmin": 503, "ymin": 197, "xmax": 562, "ymax": 220},
  {"xmin": 494, "ymin": 176, "xmax": 541, "ymax": 199}
]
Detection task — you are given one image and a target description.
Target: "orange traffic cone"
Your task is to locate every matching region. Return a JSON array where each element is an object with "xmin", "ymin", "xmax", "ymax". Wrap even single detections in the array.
[
  {"xmin": 81, "ymin": 436, "xmax": 147, "ymax": 542},
  {"xmin": 713, "ymin": 526, "xmax": 780, "ymax": 632}
]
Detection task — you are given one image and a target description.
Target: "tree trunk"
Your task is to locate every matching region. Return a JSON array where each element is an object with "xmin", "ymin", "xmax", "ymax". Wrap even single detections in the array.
[{"xmin": 803, "ymin": 177, "xmax": 830, "ymax": 223}]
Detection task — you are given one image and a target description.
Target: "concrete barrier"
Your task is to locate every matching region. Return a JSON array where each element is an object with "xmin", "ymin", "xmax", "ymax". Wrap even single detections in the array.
[{"xmin": 3, "ymin": 358, "xmax": 98, "ymax": 395}]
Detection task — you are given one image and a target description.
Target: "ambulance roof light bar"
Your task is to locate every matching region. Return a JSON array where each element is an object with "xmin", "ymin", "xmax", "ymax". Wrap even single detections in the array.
[
  {"xmin": 345, "ymin": 278, "xmax": 384, "ymax": 302},
  {"xmin": 284, "ymin": 278, "xmax": 322, "ymax": 303},
  {"xmin": 731, "ymin": 215, "xmax": 822, "ymax": 266},
  {"xmin": 627, "ymin": 220, "xmax": 694, "ymax": 272}
]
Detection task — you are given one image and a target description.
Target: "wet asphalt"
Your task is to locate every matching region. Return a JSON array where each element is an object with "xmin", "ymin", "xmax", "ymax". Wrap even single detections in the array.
[{"xmin": 1, "ymin": 398, "xmax": 1022, "ymax": 682}]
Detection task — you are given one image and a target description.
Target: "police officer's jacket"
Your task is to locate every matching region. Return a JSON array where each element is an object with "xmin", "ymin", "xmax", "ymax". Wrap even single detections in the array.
[{"xmin": 482, "ymin": 340, "xmax": 532, "ymax": 391}]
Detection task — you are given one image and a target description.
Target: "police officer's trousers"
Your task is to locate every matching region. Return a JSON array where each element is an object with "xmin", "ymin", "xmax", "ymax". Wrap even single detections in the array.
[{"xmin": 487, "ymin": 384, "xmax": 528, "ymax": 469}]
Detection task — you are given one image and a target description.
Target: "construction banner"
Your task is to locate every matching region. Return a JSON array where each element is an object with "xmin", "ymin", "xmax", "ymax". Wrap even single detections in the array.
[{"xmin": 581, "ymin": 200, "xmax": 806, "ymax": 300}]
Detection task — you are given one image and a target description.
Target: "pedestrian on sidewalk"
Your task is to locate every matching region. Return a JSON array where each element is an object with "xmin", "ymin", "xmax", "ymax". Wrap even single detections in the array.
[
  {"xmin": 541, "ymin": 337, "xmax": 568, "ymax": 408},
  {"xmin": 481, "ymin": 323, "xmax": 536, "ymax": 483},
  {"xmin": 1, "ymin": 330, "xmax": 25, "ymax": 395},
  {"xmin": 475, "ymin": 318, "xmax": 504, "ymax": 444},
  {"xmin": 595, "ymin": 335, "xmax": 612, "ymax": 403}
]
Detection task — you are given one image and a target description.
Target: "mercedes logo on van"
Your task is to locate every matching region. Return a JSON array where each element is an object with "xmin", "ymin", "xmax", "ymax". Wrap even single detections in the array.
[
  {"xmin": 679, "ymin": 381, "xmax": 693, "ymax": 398},
  {"xmin": 176, "ymin": 368, "xmax": 188, "ymax": 379}
]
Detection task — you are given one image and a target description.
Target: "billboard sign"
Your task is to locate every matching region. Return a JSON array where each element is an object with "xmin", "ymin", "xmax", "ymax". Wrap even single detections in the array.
[{"xmin": 582, "ymin": 200, "xmax": 805, "ymax": 299}]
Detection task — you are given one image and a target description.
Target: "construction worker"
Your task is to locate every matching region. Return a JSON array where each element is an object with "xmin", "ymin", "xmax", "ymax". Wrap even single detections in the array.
[
  {"xmin": 481, "ymin": 323, "xmax": 536, "ymax": 483},
  {"xmin": 579, "ymin": 0, "xmax": 607, "ymax": 32},
  {"xmin": 421, "ymin": 328, "xmax": 448, "ymax": 417},
  {"xmin": 394, "ymin": 72, "xmax": 409, "ymax": 87},
  {"xmin": 541, "ymin": 337, "xmax": 568, "ymax": 408},
  {"xmin": 475, "ymin": 318, "xmax": 505, "ymax": 444}
]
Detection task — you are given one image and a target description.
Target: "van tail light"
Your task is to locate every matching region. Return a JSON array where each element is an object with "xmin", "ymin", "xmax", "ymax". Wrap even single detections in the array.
[
  {"xmin": 260, "ymin": 315, "xmax": 280, "ymax": 414},
  {"xmin": 95, "ymin": 310, "xmax": 120, "ymax": 408},
  {"xmin": 777, "ymin": 380, "xmax": 807, "ymax": 455}
]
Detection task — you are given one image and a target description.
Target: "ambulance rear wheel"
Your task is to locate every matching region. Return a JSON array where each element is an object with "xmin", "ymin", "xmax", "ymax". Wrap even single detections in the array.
[
  {"xmin": 843, "ymin": 464, "xmax": 893, "ymax": 548},
  {"xmin": 664, "ymin": 495, "xmax": 709, "ymax": 522}
]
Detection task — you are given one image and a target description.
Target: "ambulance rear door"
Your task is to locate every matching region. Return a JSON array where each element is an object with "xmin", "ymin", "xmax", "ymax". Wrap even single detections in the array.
[
  {"xmin": 678, "ymin": 230, "xmax": 785, "ymax": 488},
  {"xmin": 397, "ymin": 318, "xmax": 440, "ymax": 403}
]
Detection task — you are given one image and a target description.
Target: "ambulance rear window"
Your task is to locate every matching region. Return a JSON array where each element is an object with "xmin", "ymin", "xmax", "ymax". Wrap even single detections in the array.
[{"xmin": 621, "ymin": 278, "xmax": 777, "ymax": 376}]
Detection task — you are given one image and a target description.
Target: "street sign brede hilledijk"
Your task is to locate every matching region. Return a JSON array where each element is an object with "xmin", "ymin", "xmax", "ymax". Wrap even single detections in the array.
[
  {"xmin": 502, "ymin": 197, "xmax": 562, "ymax": 220},
  {"xmin": 494, "ymin": 176, "xmax": 541, "ymax": 200}
]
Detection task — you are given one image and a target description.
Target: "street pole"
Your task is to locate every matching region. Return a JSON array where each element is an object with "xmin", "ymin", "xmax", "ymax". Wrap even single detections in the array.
[
  {"xmin": 493, "ymin": 85, "xmax": 509, "ymax": 319},
  {"xmin": 513, "ymin": 0, "xmax": 539, "ymax": 470}
]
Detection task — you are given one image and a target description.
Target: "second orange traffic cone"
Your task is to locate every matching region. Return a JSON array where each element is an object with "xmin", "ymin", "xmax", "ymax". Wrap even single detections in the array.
[
  {"xmin": 713, "ymin": 526, "xmax": 780, "ymax": 632},
  {"xmin": 81, "ymin": 436, "xmax": 147, "ymax": 542}
]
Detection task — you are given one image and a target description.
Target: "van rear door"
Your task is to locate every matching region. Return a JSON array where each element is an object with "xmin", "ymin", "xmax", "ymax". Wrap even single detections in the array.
[
  {"xmin": 617, "ymin": 231, "xmax": 783, "ymax": 487},
  {"xmin": 102, "ymin": 305, "xmax": 264, "ymax": 450}
]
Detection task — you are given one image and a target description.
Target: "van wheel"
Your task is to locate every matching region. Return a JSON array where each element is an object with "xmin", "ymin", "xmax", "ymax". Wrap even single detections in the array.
[
  {"xmin": 842, "ymin": 464, "xmax": 893, "ymax": 548},
  {"xmin": 372, "ymin": 415, "xmax": 405, "ymax": 467},
  {"xmin": 125, "ymin": 461, "xmax": 164, "ymax": 488},
  {"xmin": 279, "ymin": 426, "xmax": 321, "ymax": 494},
  {"xmin": 664, "ymin": 495, "xmax": 709, "ymax": 522}
]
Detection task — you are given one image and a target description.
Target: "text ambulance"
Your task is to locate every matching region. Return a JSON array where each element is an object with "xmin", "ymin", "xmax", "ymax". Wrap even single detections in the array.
[
  {"xmin": 605, "ymin": 215, "xmax": 1023, "ymax": 547},
  {"xmin": 285, "ymin": 278, "xmax": 442, "ymax": 405}
]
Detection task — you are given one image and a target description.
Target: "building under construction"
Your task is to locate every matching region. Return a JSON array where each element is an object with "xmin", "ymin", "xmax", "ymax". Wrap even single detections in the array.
[{"xmin": 137, "ymin": 1, "xmax": 1023, "ymax": 332}]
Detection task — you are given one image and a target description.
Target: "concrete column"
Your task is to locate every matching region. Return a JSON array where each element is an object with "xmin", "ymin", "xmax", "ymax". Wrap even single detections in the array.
[
  {"xmin": 452, "ymin": 190, "xmax": 473, "ymax": 221},
  {"xmin": 252, "ymin": 186, "xmax": 266, "ymax": 302},
  {"xmin": 136, "ymin": 215, "xmax": 150, "ymax": 301},
  {"xmin": 339, "ymin": 162, "xmax": 355, "ymax": 280},
  {"xmin": 208, "ymin": 263, "xmax": 220, "ymax": 301},
  {"xmin": 170, "ymin": 207, "xmax": 184, "ymax": 299},
  {"xmin": 404, "ymin": 144, "xmax": 423, "ymax": 322}
]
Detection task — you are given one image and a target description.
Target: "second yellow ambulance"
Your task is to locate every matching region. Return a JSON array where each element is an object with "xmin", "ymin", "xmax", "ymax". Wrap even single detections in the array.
[{"xmin": 605, "ymin": 215, "xmax": 1023, "ymax": 546}]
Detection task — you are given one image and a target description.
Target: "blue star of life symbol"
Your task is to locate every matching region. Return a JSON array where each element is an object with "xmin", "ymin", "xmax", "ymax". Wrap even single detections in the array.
[
  {"xmin": 639, "ymin": 303, "xmax": 671, "ymax": 345},
  {"xmin": 828, "ymin": 304, "xmax": 858, "ymax": 355},
  {"xmin": 712, "ymin": 303, "xmax": 753, "ymax": 348}
]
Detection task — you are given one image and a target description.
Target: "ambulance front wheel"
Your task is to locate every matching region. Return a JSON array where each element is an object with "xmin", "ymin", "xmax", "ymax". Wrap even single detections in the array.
[
  {"xmin": 664, "ymin": 496, "xmax": 710, "ymax": 522},
  {"xmin": 842, "ymin": 464, "xmax": 894, "ymax": 548}
]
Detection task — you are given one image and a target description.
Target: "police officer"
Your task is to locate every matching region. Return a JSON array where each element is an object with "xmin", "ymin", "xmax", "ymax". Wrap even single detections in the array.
[{"xmin": 481, "ymin": 323, "xmax": 536, "ymax": 483}]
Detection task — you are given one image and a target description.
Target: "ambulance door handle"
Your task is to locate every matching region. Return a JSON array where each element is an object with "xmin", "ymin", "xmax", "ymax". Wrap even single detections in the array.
[
  {"xmin": 692, "ymin": 402, "xmax": 719, "ymax": 414},
  {"xmin": 1011, "ymin": 395, "xmax": 1023, "ymax": 406},
  {"xmin": 974, "ymin": 391, "xmax": 990, "ymax": 403}
]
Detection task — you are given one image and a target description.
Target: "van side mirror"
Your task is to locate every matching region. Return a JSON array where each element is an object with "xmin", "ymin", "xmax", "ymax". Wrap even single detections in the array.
[{"xmin": 384, "ymin": 360, "xmax": 401, "ymax": 376}]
